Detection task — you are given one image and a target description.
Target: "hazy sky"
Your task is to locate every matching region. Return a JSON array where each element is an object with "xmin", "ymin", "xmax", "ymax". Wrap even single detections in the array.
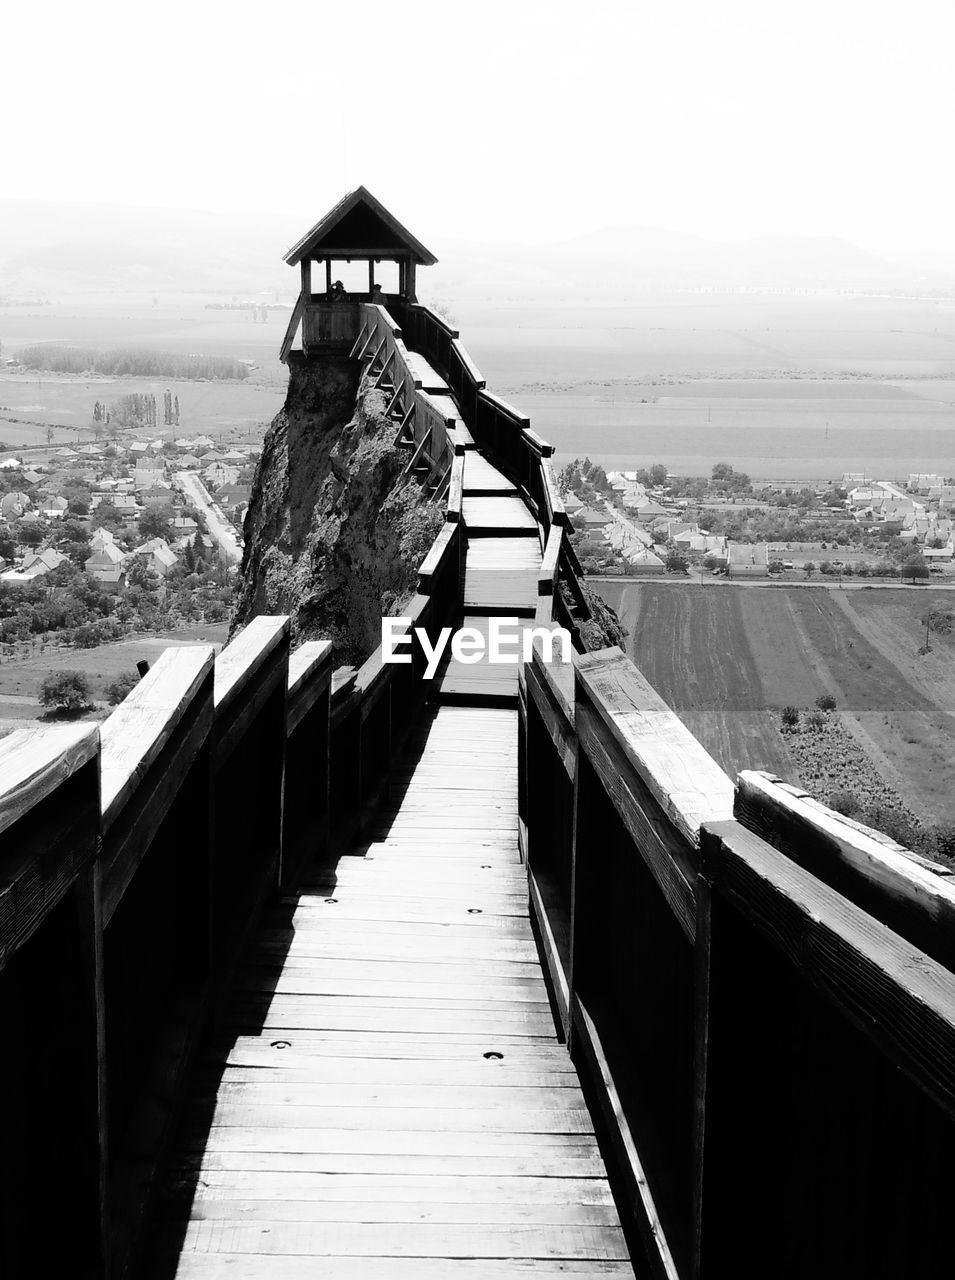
[{"xmin": 5, "ymin": 0, "xmax": 955, "ymax": 252}]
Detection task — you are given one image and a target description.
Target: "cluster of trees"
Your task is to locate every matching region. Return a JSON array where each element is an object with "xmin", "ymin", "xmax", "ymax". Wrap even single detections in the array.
[
  {"xmin": 709, "ymin": 462, "xmax": 752, "ymax": 493},
  {"xmin": 162, "ymin": 389, "xmax": 181, "ymax": 426},
  {"xmin": 112, "ymin": 393, "xmax": 160, "ymax": 428},
  {"xmin": 559, "ymin": 458, "xmax": 614, "ymax": 500},
  {"xmin": 0, "ymin": 556, "xmax": 234, "ymax": 652},
  {"xmin": 18, "ymin": 345, "xmax": 249, "ymax": 380},
  {"xmin": 39, "ymin": 667, "xmax": 142, "ymax": 714},
  {"xmin": 768, "ymin": 556, "xmax": 927, "ymax": 580},
  {"xmin": 635, "ymin": 464, "xmax": 668, "ymax": 487}
]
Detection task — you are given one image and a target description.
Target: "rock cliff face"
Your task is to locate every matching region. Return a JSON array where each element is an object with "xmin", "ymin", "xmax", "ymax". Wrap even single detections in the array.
[
  {"xmin": 233, "ymin": 356, "xmax": 444, "ymax": 666},
  {"xmin": 577, "ymin": 583, "xmax": 628, "ymax": 652}
]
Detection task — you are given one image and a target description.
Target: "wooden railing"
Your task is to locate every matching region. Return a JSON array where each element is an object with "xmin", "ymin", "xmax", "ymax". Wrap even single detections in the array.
[
  {"xmin": 387, "ymin": 300, "xmax": 586, "ymax": 636},
  {"xmin": 0, "ymin": 494, "xmax": 463, "ymax": 1278},
  {"xmin": 351, "ymin": 304, "xmax": 463, "ymax": 491},
  {"xmin": 520, "ymin": 641, "xmax": 955, "ymax": 1280}
]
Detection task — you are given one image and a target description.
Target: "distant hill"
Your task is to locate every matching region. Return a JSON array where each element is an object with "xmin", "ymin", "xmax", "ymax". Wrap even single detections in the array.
[
  {"xmin": 0, "ymin": 200, "xmax": 300, "ymax": 295},
  {"xmin": 425, "ymin": 226, "xmax": 945, "ymax": 302},
  {"xmin": 1, "ymin": 199, "xmax": 951, "ymax": 302}
]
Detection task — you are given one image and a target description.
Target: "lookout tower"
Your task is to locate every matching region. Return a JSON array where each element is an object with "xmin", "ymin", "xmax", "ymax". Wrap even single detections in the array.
[{"xmin": 281, "ymin": 186, "xmax": 437, "ymax": 360}]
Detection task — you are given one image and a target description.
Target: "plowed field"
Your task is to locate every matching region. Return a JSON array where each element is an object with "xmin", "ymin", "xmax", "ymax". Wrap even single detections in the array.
[{"xmin": 594, "ymin": 582, "xmax": 955, "ymax": 823}]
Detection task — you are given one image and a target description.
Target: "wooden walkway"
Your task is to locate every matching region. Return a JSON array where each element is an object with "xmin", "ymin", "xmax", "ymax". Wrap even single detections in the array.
[
  {"xmin": 153, "ymin": 707, "xmax": 631, "ymax": 1278},
  {"xmin": 438, "ymin": 454, "xmax": 542, "ymax": 704}
]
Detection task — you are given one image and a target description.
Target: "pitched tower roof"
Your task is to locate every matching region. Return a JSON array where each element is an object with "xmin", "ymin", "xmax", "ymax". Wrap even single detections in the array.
[{"xmin": 284, "ymin": 186, "xmax": 437, "ymax": 266}]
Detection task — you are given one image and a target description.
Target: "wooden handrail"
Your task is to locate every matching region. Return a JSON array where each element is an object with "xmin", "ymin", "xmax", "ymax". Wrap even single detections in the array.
[
  {"xmin": 701, "ymin": 818, "xmax": 955, "ymax": 1114},
  {"xmin": 735, "ymin": 769, "xmax": 955, "ymax": 969},
  {"xmin": 214, "ymin": 616, "xmax": 290, "ymax": 712},
  {"xmin": 286, "ymin": 639, "xmax": 333, "ymax": 736},
  {"xmin": 576, "ymin": 647, "xmax": 734, "ymax": 855},
  {"xmin": 447, "ymin": 454, "xmax": 465, "ymax": 522},
  {"xmin": 100, "ymin": 646, "xmax": 214, "ymax": 830},
  {"xmin": 279, "ymin": 293, "xmax": 305, "ymax": 362},
  {"xmin": 417, "ymin": 522, "xmax": 459, "ymax": 592},
  {"xmin": 538, "ymin": 526, "xmax": 562, "ymax": 596},
  {"xmin": 449, "ymin": 337, "xmax": 486, "ymax": 388},
  {"xmin": 0, "ymin": 722, "xmax": 99, "ymax": 840}
]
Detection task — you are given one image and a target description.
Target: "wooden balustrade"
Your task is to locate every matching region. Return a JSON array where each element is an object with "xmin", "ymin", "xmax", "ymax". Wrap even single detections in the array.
[
  {"xmin": 0, "ymin": 724, "xmax": 103, "ymax": 1279},
  {"xmin": 7, "ymin": 286, "xmax": 948, "ymax": 1279},
  {"xmin": 99, "ymin": 646, "xmax": 217, "ymax": 1272},
  {"xmin": 386, "ymin": 300, "xmax": 569, "ymax": 554},
  {"xmin": 0, "ymin": 489, "xmax": 464, "ymax": 1272},
  {"xmin": 356, "ymin": 304, "xmax": 458, "ymax": 488},
  {"xmin": 520, "ymin": 640, "xmax": 955, "ymax": 1280},
  {"xmin": 212, "ymin": 616, "xmax": 290, "ymax": 978},
  {"xmin": 284, "ymin": 640, "xmax": 334, "ymax": 890},
  {"xmin": 734, "ymin": 768, "xmax": 955, "ymax": 969}
]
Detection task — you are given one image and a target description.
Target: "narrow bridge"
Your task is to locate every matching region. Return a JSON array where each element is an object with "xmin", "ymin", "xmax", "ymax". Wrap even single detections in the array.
[{"xmin": 2, "ymin": 189, "xmax": 953, "ymax": 1280}]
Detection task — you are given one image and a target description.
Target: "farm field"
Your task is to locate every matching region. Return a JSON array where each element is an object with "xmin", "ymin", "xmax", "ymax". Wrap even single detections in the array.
[
  {"xmin": 0, "ymin": 371, "xmax": 285, "ymax": 448},
  {"xmin": 0, "ymin": 290, "xmax": 291, "ymax": 447},
  {"xmin": 451, "ymin": 293, "xmax": 955, "ymax": 479},
  {"xmin": 594, "ymin": 581, "xmax": 955, "ymax": 824},
  {"xmin": 0, "ymin": 623, "xmax": 229, "ymax": 723}
]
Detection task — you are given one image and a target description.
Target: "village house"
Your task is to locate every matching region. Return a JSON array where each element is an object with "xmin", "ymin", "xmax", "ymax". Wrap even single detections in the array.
[
  {"xmin": 633, "ymin": 500, "xmax": 669, "ymax": 521},
  {"xmin": 131, "ymin": 538, "xmax": 178, "ymax": 577},
  {"xmin": 621, "ymin": 486, "xmax": 650, "ymax": 512},
  {"xmin": 0, "ymin": 492, "xmax": 31, "ymax": 520},
  {"xmin": 908, "ymin": 473, "xmax": 943, "ymax": 493},
  {"xmin": 203, "ymin": 464, "xmax": 240, "ymax": 488},
  {"xmin": 138, "ymin": 485, "xmax": 174, "ymax": 507},
  {"xmin": 625, "ymin": 547, "xmax": 666, "ymax": 574},
  {"xmin": 38, "ymin": 496, "xmax": 69, "ymax": 519},
  {"xmin": 20, "ymin": 547, "xmax": 69, "ymax": 578},
  {"xmin": 215, "ymin": 483, "xmax": 252, "ymax": 510},
  {"xmin": 726, "ymin": 542, "xmax": 769, "ymax": 578},
  {"xmin": 84, "ymin": 542, "xmax": 127, "ymax": 588},
  {"xmin": 928, "ymin": 485, "xmax": 955, "ymax": 507},
  {"xmin": 90, "ymin": 528, "xmax": 118, "ymax": 552},
  {"xmin": 574, "ymin": 506, "xmax": 613, "ymax": 530},
  {"xmin": 92, "ymin": 493, "xmax": 140, "ymax": 517}
]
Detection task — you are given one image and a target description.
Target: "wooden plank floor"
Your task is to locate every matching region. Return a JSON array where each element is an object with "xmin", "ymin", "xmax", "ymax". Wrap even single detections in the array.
[
  {"xmin": 152, "ymin": 709, "xmax": 631, "ymax": 1278},
  {"xmin": 436, "ymin": 618, "xmax": 540, "ymax": 704},
  {"xmin": 463, "ymin": 496, "xmax": 539, "ymax": 534},
  {"xmin": 463, "ymin": 454, "xmax": 518, "ymax": 494}
]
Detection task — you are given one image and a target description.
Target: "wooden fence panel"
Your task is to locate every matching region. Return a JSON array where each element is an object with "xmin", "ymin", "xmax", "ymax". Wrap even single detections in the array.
[
  {"xmin": 696, "ymin": 819, "xmax": 955, "ymax": 1280},
  {"xmin": 99, "ymin": 645, "xmax": 216, "ymax": 1275},
  {"xmin": 284, "ymin": 640, "xmax": 333, "ymax": 889},
  {"xmin": 735, "ymin": 769, "xmax": 955, "ymax": 970},
  {"xmin": 212, "ymin": 616, "xmax": 290, "ymax": 978},
  {"xmin": 0, "ymin": 724, "xmax": 103, "ymax": 1278}
]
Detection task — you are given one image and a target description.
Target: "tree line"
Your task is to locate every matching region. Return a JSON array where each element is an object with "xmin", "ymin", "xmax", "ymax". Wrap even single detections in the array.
[{"xmin": 18, "ymin": 345, "xmax": 249, "ymax": 380}]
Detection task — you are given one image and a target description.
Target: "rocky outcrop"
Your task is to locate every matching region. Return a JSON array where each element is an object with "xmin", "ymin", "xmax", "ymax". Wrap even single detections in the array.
[
  {"xmin": 233, "ymin": 356, "xmax": 444, "ymax": 666},
  {"xmin": 577, "ymin": 582, "xmax": 628, "ymax": 652}
]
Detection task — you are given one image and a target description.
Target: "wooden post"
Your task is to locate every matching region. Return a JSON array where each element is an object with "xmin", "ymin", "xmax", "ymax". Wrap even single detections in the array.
[
  {"xmin": 325, "ymin": 258, "xmax": 332, "ymax": 293},
  {"xmin": 406, "ymin": 259, "xmax": 416, "ymax": 301},
  {"xmin": 300, "ymin": 259, "xmax": 311, "ymax": 300}
]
